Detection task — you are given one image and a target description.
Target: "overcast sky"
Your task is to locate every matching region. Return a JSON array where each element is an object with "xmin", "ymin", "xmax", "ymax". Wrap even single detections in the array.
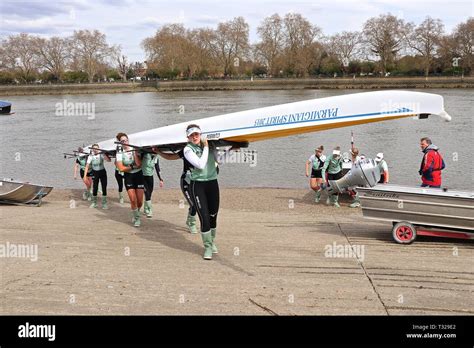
[{"xmin": 0, "ymin": 0, "xmax": 472, "ymax": 61}]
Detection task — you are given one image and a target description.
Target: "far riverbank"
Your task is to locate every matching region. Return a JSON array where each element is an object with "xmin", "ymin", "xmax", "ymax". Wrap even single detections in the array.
[{"xmin": 0, "ymin": 76, "xmax": 472, "ymax": 96}]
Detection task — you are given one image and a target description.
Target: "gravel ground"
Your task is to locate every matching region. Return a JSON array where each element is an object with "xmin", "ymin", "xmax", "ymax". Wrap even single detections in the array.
[{"xmin": 1, "ymin": 188, "xmax": 472, "ymax": 315}]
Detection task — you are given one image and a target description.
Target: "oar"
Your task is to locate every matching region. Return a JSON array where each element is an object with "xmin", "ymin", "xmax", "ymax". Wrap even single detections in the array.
[
  {"xmin": 94, "ymin": 148, "xmax": 117, "ymax": 157},
  {"xmin": 73, "ymin": 150, "xmax": 89, "ymax": 155},
  {"xmin": 114, "ymin": 141, "xmax": 156, "ymax": 154},
  {"xmin": 64, "ymin": 150, "xmax": 88, "ymax": 159}
]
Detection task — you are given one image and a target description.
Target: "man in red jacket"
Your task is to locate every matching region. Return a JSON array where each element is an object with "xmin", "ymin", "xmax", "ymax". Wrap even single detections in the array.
[{"xmin": 419, "ymin": 137, "xmax": 445, "ymax": 188}]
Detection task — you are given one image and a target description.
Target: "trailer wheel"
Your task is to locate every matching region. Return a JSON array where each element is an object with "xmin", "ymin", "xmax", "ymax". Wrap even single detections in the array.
[{"xmin": 392, "ymin": 222, "xmax": 417, "ymax": 244}]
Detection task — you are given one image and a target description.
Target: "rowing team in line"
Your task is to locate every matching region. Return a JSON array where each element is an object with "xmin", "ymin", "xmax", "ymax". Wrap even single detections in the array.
[
  {"xmin": 305, "ymin": 145, "xmax": 389, "ymax": 208},
  {"xmin": 73, "ymin": 124, "xmax": 237, "ymax": 260}
]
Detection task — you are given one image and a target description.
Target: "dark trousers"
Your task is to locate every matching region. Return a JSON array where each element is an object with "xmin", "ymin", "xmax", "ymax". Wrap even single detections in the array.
[
  {"xmin": 180, "ymin": 174, "xmax": 196, "ymax": 216},
  {"xmin": 190, "ymin": 179, "xmax": 219, "ymax": 233},
  {"xmin": 327, "ymin": 171, "xmax": 344, "ymax": 197},
  {"xmin": 143, "ymin": 175, "xmax": 154, "ymax": 201},
  {"xmin": 115, "ymin": 171, "xmax": 124, "ymax": 192},
  {"xmin": 92, "ymin": 169, "xmax": 107, "ymax": 196}
]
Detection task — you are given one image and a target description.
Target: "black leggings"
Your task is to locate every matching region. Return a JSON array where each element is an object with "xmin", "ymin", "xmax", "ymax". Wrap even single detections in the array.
[
  {"xmin": 115, "ymin": 170, "xmax": 124, "ymax": 192},
  {"xmin": 180, "ymin": 174, "xmax": 196, "ymax": 216},
  {"xmin": 327, "ymin": 171, "xmax": 344, "ymax": 197},
  {"xmin": 92, "ymin": 169, "xmax": 107, "ymax": 196},
  {"xmin": 190, "ymin": 179, "xmax": 219, "ymax": 233},
  {"xmin": 143, "ymin": 175, "xmax": 154, "ymax": 201}
]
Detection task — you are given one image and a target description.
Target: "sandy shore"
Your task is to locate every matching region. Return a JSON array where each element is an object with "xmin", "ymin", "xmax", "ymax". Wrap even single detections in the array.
[{"xmin": 1, "ymin": 188, "xmax": 473, "ymax": 315}]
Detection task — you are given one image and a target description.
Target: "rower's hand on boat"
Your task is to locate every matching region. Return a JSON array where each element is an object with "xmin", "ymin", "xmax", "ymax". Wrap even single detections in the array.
[{"xmin": 201, "ymin": 136, "xmax": 208, "ymax": 147}]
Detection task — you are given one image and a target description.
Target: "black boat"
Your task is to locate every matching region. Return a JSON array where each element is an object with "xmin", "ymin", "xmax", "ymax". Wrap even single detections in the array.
[{"xmin": 0, "ymin": 101, "xmax": 14, "ymax": 115}]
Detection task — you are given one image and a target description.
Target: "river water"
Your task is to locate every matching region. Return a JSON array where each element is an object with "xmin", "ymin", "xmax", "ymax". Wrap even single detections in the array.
[{"xmin": 0, "ymin": 89, "xmax": 472, "ymax": 190}]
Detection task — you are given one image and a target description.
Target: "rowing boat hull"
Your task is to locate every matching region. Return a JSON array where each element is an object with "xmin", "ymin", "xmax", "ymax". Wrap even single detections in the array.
[
  {"xmin": 0, "ymin": 180, "xmax": 53, "ymax": 205},
  {"xmin": 90, "ymin": 90, "xmax": 451, "ymax": 152}
]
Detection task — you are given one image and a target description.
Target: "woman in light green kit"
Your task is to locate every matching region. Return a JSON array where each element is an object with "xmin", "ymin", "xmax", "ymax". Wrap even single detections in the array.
[
  {"xmin": 115, "ymin": 132, "xmax": 145, "ymax": 227},
  {"xmin": 181, "ymin": 124, "xmax": 237, "ymax": 260},
  {"xmin": 83, "ymin": 144, "xmax": 111, "ymax": 209},
  {"xmin": 321, "ymin": 146, "xmax": 344, "ymax": 208},
  {"xmin": 74, "ymin": 147, "xmax": 93, "ymax": 201},
  {"xmin": 142, "ymin": 151, "xmax": 164, "ymax": 218}
]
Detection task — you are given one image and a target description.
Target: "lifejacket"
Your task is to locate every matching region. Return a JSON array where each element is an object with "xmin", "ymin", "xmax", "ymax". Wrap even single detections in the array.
[{"xmin": 420, "ymin": 146, "xmax": 445, "ymax": 186}]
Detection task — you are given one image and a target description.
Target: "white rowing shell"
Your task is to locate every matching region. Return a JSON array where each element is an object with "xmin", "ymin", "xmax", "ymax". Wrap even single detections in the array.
[{"xmin": 91, "ymin": 90, "xmax": 451, "ymax": 152}]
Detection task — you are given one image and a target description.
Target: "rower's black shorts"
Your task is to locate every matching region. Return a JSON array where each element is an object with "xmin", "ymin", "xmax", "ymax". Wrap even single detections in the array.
[
  {"xmin": 124, "ymin": 171, "xmax": 145, "ymax": 190},
  {"xmin": 327, "ymin": 171, "xmax": 344, "ymax": 195},
  {"xmin": 80, "ymin": 169, "xmax": 93, "ymax": 178},
  {"xmin": 311, "ymin": 168, "xmax": 323, "ymax": 179},
  {"xmin": 327, "ymin": 171, "xmax": 344, "ymax": 181}
]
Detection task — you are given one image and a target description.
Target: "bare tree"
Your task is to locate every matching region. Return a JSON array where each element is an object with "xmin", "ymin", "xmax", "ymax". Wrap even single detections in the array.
[
  {"xmin": 33, "ymin": 36, "xmax": 71, "ymax": 81},
  {"xmin": 326, "ymin": 31, "xmax": 362, "ymax": 75},
  {"xmin": 436, "ymin": 34, "xmax": 458, "ymax": 72},
  {"xmin": 144, "ymin": 16, "xmax": 319, "ymax": 78},
  {"xmin": 72, "ymin": 30, "xmax": 114, "ymax": 83},
  {"xmin": 0, "ymin": 44, "xmax": 6, "ymax": 71},
  {"xmin": 453, "ymin": 17, "xmax": 473, "ymax": 74},
  {"xmin": 208, "ymin": 17, "xmax": 250, "ymax": 76},
  {"xmin": 1, "ymin": 33, "xmax": 40, "ymax": 82},
  {"xmin": 405, "ymin": 16, "xmax": 444, "ymax": 76},
  {"xmin": 112, "ymin": 46, "xmax": 129, "ymax": 82},
  {"xmin": 283, "ymin": 13, "xmax": 322, "ymax": 77},
  {"xmin": 142, "ymin": 24, "xmax": 186, "ymax": 70},
  {"xmin": 363, "ymin": 13, "xmax": 408, "ymax": 74},
  {"xmin": 188, "ymin": 28, "xmax": 218, "ymax": 76},
  {"xmin": 255, "ymin": 14, "xmax": 284, "ymax": 76},
  {"xmin": 142, "ymin": 24, "xmax": 196, "ymax": 77}
]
